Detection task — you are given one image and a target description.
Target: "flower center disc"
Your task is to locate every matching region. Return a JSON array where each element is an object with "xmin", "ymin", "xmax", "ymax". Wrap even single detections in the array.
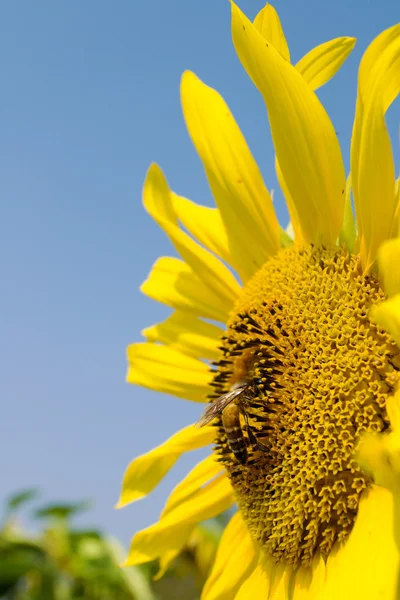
[{"xmin": 212, "ymin": 246, "xmax": 400, "ymax": 566}]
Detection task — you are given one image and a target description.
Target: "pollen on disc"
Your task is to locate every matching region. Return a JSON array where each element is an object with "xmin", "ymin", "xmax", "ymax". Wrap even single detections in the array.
[{"xmin": 209, "ymin": 245, "xmax": 400, "ymax": 566}]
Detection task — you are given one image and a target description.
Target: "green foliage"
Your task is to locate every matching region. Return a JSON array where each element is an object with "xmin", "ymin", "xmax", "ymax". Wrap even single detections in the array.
[
  {"xmin": 5, "ymin": 489, "xmax": 39, "ymax": 513},
  {"xmin": 0, "ymin": 490, "xmax": 223, "ymax": 600},
  {"xmin": 33, "ymin": 501, "xmax": 92, "ymax": 521}
]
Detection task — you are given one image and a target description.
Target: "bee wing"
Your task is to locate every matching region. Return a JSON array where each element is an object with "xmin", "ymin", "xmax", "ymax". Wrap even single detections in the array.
[{"xmin": 196, "ymin": 386, "xmax": 247, "ymax": 427}]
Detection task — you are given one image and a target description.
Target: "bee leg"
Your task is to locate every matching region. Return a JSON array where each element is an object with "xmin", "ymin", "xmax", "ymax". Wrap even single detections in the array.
[
  {"xmin": 243, "ymin": 411, "xmax": 269, "ymax": 454},
  {"xmin": 254, "ymin": 438, "xmax": 269, "ymax": 453}
]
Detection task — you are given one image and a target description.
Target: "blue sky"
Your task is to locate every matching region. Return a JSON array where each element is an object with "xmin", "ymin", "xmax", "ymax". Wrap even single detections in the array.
[{"xmin": 1, "ymin": 0, "xmax": 399, "ymax": 546}]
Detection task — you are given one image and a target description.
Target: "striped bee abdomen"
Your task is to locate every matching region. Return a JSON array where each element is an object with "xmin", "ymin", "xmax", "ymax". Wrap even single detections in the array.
[{"xmin": 221, "ymin": 402, "xmax": 248, "ymax": 465}]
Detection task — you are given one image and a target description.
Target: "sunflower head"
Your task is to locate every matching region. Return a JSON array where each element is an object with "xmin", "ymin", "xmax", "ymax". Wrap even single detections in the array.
[
  {"xmin": 212, "ymin": 244, "xmax": 400, "ymax": 566},
  {"xmin": 119, "ymin": 3, "xmax": 400, "ymax": 598}
]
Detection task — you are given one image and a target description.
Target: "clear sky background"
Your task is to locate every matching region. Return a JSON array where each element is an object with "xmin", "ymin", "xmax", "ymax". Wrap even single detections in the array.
[{"xmin": 1, "ymin": 0, "xmax": 399, "ymax": 547}]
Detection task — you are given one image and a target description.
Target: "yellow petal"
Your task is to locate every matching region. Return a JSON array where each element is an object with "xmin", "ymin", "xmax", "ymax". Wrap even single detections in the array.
[
  {"xmin": 292, "ymin": 554, "xmax": 326, "ymax": 600},
  {"xmin": 338, "ymin": 174, "xmax": 356, "ymax": 253},
  {"xmin": 143, "ymin": 163, "xmax": 241, "ymax": 302},
  {"xmin": 350, "ymin": 24, "xmax": 400, "ymax": 272},
  {"xmin": 156, "ymin": 455, "xmax": 224, "ymax": 578},
  {"xmin": 357, "ymin": 389, "xmax": 400, "ymax": 497},
  {"xmin": 370, "ymin": 295, "xmax": 400, "ymax": 348},
  {"xmin": 155, "ymin": 537, "xmax": 193, "ymax": 579},
  {"xmin": 357, "ymin": 25, "xmax": 400, "ymax": 108},
  {"xmin": 141, "ymin": 256, "xmax": 230, "ymax": 322},
  {"xmin": 124, "ymin": 473, "xmax": 234, "ymax": 566},
  {"xmin": 378, "ymin": 238, "xmax": 400, "ymax": 297},
  {"xmin": 393, "ymin": 176, "xmax": 400, "ymax": 236},
  {"xmin": 162, "ymin": 455, "xmax": 224, "ymax": 518},
  {"xmin": 117, "ymin": 423, "xmax": 215, "ymax": 508},
  {"xmin": 275, "ymin": 158, "xmax": 304, "ymax": 244},
  {"xmin": 201, "ymin": 512, "xmax": 257, "ymax": 600},
  {"xmin": 234, "ymin": 563, "xmax": 269, "ymax": 600},
  {"xmin": 187, "ymin": 525, "xmax": 220, "ymax": 580},
  {"xmin": 253, "ymin": 3, "xmax": 290, "ymax": 61},
  {"xmin": 253, "ymin": 6, "xmax": 355, "ymax": 91},
  {"xmin": 172, "ymin": 195, "xmax": 238, "ymax": 273},
  {"xmin": 142, "ymin": 312, "xmax": 223, "ymax": 361},
  {"xmin": 125, "ymin": 522, "xmax": 194, "ymax": 569},
  {"xmin": 255, "ymin": 13, "xmax": 353, "ymax": 244},
  {"xmin": 126, "ymin": 343, "xmax": 212, "ymax": 402},
  {"xmin": 296, "ymin": 37, "xmax": 356, "ymax": 91},
  {"xmin": 356, "ymin": 390, "xmax": 400, "ymax": 571},
  {"xmin": 181, "ymin": 70, "xmax": 281, "ymax": 281},
  {"xmin": 232, "ymin": 2, "xmax": 346, "ymax": 246},
  {"xmin": 267, "ymin": 560, "xmax": 293, "ymax": 598},
  {"xmin": 322, "ymin": 486, "xmax": 400, "ymax": 600}
]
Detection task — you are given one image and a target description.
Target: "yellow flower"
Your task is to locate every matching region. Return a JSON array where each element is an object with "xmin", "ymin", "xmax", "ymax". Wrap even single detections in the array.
[{"xmin": 117, "ymin": 3, "xmax": 400, "ymax": 599}]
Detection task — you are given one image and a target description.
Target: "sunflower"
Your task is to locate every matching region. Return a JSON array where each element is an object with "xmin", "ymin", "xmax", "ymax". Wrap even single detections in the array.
[{"xmin": 117, "ymin": 3, "xmax": 400, "ymax": 599}]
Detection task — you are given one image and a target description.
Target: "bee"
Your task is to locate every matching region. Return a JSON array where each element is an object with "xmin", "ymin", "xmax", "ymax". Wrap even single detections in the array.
[{"xmin": 196, "ymin": 380, "xmax": 267, "ymax": 465}]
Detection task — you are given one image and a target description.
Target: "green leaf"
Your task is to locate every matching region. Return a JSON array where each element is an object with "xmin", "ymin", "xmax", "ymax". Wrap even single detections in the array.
[
  {"xmin": 0, "ymin": 540, "xmax": 46, "ymax": 592},
  {"xmin": 280, "ymin": 225, "xmax": 294, "ymax": 248},
  {"xmin": 34, "ymin": 500, "xmax": 92, "ymax": 521},
  {"xmin": 6, "ymin": 488, "xmax": 39, "ymax": 512}
]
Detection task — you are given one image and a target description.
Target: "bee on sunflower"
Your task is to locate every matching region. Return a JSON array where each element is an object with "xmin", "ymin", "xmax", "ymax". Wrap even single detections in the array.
[{"xmin": 117, "ymin": 3, "xmax": 400, "ymax": 599}]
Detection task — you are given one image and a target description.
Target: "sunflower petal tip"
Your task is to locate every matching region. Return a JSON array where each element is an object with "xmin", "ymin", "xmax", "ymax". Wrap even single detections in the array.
[
  {"xmin": 142, "ymin": 162, "xmax": 159, "ymax": 184},
  {"xmin": 115, "ymin": 491, "xmax": 143, "ymax": 509},
  {"xmin": 138, "ymin": 279, "xmax": 147, "ymax": 295},
  {"xmin": 140, "ymin": 325, "xmax": 150, "ymax": 339},
  {"xmin": 181, "ymin": 70, "xmax": 196, "ymax": 86},
  {"xmin": 147, "ymin": 162, "xmax": 163, "ymax": 181}
]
